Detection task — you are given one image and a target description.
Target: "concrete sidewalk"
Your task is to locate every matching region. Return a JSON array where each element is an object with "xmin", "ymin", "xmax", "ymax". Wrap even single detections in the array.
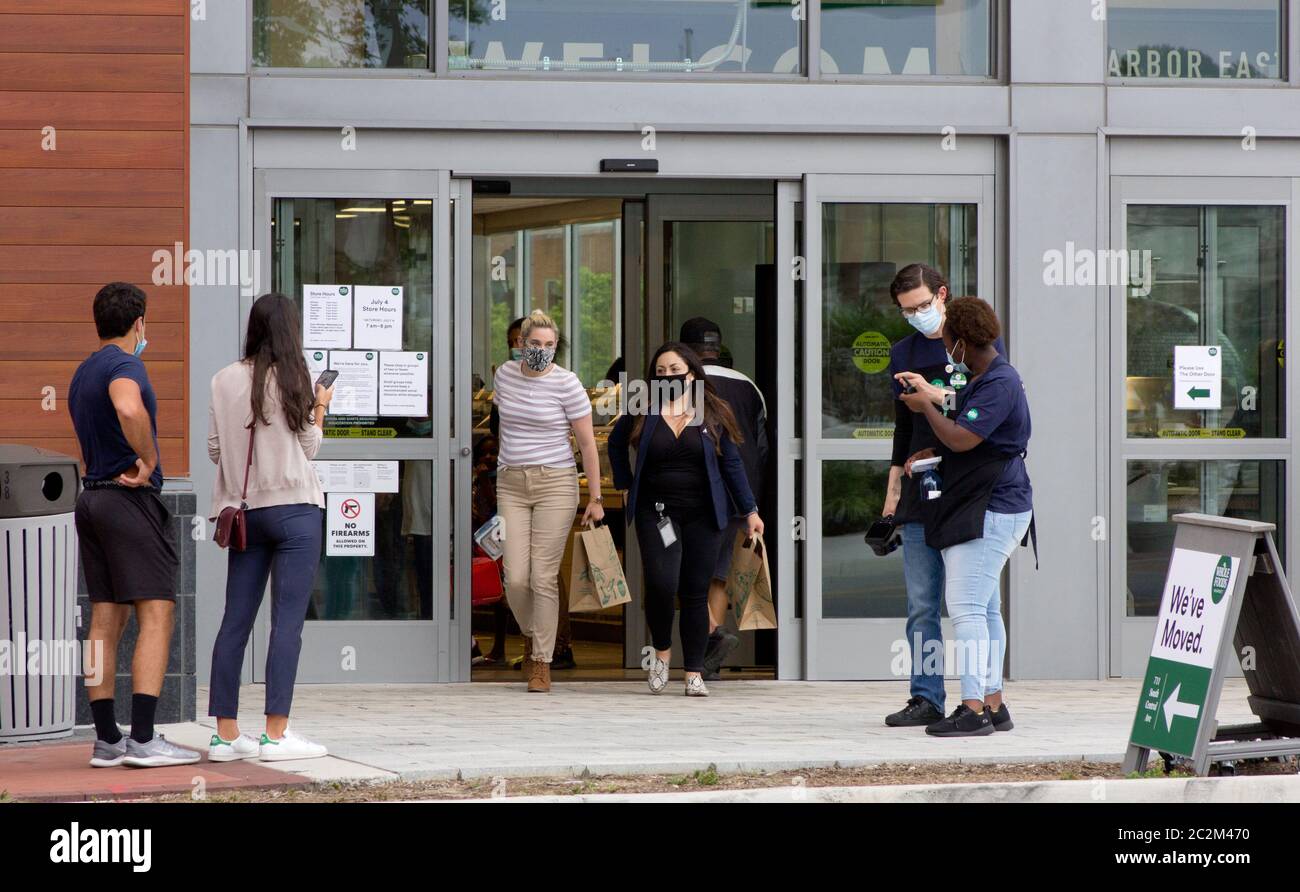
[
  {"xmin": 172, "ymin": 677, "xmax": 1253, "ymax": 781},
  {"xmin": 0, "ymin": 678, "xmax": 1269, "ymax": 799}
]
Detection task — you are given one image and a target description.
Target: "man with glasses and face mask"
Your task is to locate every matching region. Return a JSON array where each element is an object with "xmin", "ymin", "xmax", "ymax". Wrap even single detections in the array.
[{"xmin": 882, "ymin": 264, "xmax": 1003, "ymax": 728}]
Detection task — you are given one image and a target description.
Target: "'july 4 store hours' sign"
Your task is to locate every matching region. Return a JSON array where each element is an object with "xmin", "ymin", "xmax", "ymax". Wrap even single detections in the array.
[{"xmin": 1129, "ymin": 549, "xmax": 1240, "ymax": 757}]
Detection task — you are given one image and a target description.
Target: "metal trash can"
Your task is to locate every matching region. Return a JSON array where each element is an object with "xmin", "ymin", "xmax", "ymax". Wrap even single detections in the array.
[{"xmin": 0, "ymin": 445, "xmax": 80, "ymax": 742}]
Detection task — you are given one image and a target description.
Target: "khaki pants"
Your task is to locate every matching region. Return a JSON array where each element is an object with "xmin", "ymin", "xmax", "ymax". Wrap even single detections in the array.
[{"xmin": 496, "ymin": 465, "xmax": 579, "ymax": 663}]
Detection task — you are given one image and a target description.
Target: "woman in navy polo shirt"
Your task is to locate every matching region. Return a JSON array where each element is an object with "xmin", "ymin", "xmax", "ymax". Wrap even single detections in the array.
[{"xmin": 899, "ymin": 297, "xmax": 1034, "ymax": 738}]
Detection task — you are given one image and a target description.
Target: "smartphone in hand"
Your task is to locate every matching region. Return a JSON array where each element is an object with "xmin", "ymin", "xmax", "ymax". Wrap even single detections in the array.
[{"xmin": 315, "ymin": 369, "xmax": 339, "ymax": 390}]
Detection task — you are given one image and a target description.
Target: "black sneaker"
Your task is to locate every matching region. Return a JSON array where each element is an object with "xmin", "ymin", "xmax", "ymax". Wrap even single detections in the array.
[
  {"xmin": 925, "ymin": 704, "xmax": 994, "ymax": 737},
  {"xmin": 702, "ymin": 629, "xmax": 739, "ymax": 679},
  {"xmin": 885, "ymin": 696, "xmax": 944, "ymax": 727},
  {"xmin": 986, "ymin": 703, "xmax": 1014, "ymax": 732},
  {"xmin": 551, "ymin": 645, "xmax": 577, "ymax": 671}
]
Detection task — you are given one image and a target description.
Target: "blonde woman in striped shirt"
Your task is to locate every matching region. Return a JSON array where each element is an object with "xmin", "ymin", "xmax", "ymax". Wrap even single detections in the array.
[{"xmin": 493, "ymin": 309, "xmax": 604, "ymax": 693}]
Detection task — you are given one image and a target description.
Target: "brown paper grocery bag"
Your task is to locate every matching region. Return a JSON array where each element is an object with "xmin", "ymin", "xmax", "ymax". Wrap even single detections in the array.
[
  {"xmin": 568, "ymin": 524, "xmax": 632, "ymax": 612},
  {"xmin": 726, "ymin": 532, "xmax": 776, "ymax": 630}
]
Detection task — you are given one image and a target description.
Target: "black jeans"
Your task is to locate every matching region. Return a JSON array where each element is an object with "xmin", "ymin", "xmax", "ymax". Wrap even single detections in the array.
[{"xmin": 634, "ymin": 504, "xmax": 724, "ymax": 672}]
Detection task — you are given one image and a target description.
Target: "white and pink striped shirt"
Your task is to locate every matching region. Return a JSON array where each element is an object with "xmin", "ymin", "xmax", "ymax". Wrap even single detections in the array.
[{"xmin": 493, "ymin": 360, "xmax": 591, "ymax": 467}]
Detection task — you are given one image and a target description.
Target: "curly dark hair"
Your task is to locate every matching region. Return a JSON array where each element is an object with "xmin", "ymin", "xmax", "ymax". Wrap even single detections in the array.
[{"xmin": 944, "ymin": 296, "xmax": 1001, "ymax": 349}]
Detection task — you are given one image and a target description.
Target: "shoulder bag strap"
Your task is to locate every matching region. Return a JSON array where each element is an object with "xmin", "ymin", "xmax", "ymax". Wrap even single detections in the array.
[{"xmin": 240, "ymin": 423, "xmax": 255, "ymax": 506}]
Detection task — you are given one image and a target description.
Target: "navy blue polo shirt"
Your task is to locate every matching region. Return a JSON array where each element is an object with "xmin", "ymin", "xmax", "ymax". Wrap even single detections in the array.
[
  {"xmin": 952, "ymin": 354, "xmax": 1032, "ymax": 514},
  {"xmin": 68, "ymin": 344, "xmax": 164, "ymax": 490}
]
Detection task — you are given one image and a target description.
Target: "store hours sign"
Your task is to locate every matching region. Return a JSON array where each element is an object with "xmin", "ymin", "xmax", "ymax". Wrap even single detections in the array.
[{"xmin": 1129, "ymin": 549, "xmax": 1240, "ymax": 757}]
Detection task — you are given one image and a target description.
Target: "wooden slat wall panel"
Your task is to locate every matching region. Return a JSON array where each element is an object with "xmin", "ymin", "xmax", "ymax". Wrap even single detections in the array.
[
  {"xmin": 0, "ymin": 246, "xmax": 175, "ymax": 284},
  {"xmin": 0, "ymin": 2, "xmax": 188, "ymax": 475},
  {"xmin": 0, "ymin": 92, "xmax": 184, "ymax": 129},
  {"xmin": 0, "ymin": 130, "xmax": 184, "ymax": 168},
  {"xmin": 0, "ymin": 207, "xmax": 185, "ymax": 245},
  {"xmin": 0, "ymin": 2, "xmax": 180, "ymax": 13},
  {"xmin": 0, "ymin": 284, "xmax": 185, "ymax": 322},
  {"xmin": 0, "ymin": 53, "xmax": 184, "ymax": 93},
  {"xmin": 0, "ymin": 169, "xmax": 184, "ymax": 206},
  {"xmin": 0, "ymin": 15, "xmax": 185, "ymax": 53},
  {"xmin": 0, "ymin": 400, "xmax": 185, "ymax": 437},
  {"xmin": 0, "ymin": 360, "xmax": 185, "ymax": 400},
  {"xmin": 0, "ymin": 323, "xmax": 184, "ymax": 361},
  {"xmin": 4, "ymin": 438, "xmax": 187, "ymax": 475}
]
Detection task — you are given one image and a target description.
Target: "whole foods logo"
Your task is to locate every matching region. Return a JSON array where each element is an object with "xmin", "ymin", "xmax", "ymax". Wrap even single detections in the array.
[{"xmin": 1210, "ymin": 555, "xmax": 1232, "ymax": 605}]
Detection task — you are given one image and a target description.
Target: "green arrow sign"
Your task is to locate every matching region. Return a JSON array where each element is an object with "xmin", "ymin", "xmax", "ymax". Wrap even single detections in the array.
[{"xmin": 1187, "ymin": 386, "xmax": 1210, "ymax": 400}]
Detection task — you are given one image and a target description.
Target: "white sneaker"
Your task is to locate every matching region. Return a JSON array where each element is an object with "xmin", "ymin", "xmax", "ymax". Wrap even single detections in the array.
[
  {"xmin": 208, "ymin": 732, "xmax": 260, "ymax": 762},
  {"xmin": 647, "ymin": 655, "xmax": 669, "ymax": 694},
  {"xmin": 259, "ymin": 728, "xmax": 328, "ymax": 761}
]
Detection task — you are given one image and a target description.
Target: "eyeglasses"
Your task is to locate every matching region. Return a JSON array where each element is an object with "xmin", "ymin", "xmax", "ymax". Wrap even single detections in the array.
[{"xmin": 899, "ymin": 297, "xmax": 937, "ymax": 319}]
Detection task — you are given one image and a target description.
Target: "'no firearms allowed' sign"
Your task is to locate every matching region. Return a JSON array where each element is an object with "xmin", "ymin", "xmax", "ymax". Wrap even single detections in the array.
[
  {"xmin": 1129, "ymin": 549, "xmax": 1239, "ymax": 757},
  {"xmin": 327, "ymin": 492, "xmax": 375, "ymax": 556}
]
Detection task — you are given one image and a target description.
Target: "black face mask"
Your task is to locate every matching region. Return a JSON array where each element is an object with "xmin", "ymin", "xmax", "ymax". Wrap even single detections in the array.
[{"xmin": 651, "ymin": 373, "xmax": 690, "ymax": 405}]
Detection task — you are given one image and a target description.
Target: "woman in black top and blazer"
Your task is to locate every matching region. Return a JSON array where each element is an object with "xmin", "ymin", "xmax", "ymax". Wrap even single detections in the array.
[{"xmin": 608, "ymin": 342, "xmax": 763, "ymax": 697}]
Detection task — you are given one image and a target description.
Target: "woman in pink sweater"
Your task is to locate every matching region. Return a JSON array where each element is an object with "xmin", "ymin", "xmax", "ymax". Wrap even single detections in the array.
[{"xmin": 205, "ymin": 293, "xmax": 334, "ymax": 763}]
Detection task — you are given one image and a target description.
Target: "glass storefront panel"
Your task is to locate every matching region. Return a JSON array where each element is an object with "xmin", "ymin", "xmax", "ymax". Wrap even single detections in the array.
[
  {"xmin": 572, "ymin": 221, "xmax": 620, "ymax": 385},
  {"xmin": 1126, "ymin": 205, "xmax": 1286, "ymax": 439},
  {"xmin": 820, "ymin": 202, "xmax": 977, "ymax": 439},
  {"xmin": 254, "ymin": 0, "xmax": 431, "ymax": 68},
  {"xmin": 1108, "ymin": 0, "xmax": 1284, "ymax": 80},
  {"xmin": 667, "ymin": 220, "xmax": 775, "ymax": 382},
  {"xmin": 309, "ymin": 459, "xmax": 436, "ymax": 621},
  {"xmin": 821, "ymin": 0, "xmax": 993, "ymax": 77},
  {"xmin": 1126, "ymin": 459, "xmax": 1285, "ymax": 616},
  {"xmin": 448, "ymin": 0, "xmax": 803, "ymax": 75},
  {"xmin": 272, "ymin": 197, "xmax": 435, "ymax": 437},
  {"xmin": 821, "ymin": 460, "xmax": 910, "ymax": 618}
]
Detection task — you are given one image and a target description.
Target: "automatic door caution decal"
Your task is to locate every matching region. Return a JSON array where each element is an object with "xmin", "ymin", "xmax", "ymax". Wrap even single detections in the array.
[{"xmin": 327, "ymin": 492, "xmax": 375, "ymax": 556}]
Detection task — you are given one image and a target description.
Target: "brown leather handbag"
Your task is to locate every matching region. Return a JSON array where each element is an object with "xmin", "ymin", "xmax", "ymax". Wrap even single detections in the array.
[{"xmin": 214, "ymin": 425, "xmax": 255, "ymax": 550}]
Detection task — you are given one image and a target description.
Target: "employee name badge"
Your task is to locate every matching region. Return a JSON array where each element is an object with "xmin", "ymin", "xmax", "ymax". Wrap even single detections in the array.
[{"xmin": 655, "ymin": 502, "xmax": 677, "ymax": 548}]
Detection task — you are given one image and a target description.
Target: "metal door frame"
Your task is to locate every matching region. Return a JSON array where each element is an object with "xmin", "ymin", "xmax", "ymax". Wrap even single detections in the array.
[
  {"xmin": 250, "ymin": 167, "xmax": 453, "ymax": 682},
  {"xmin": 801, "ymin": 173, "xmax": 995, "ymax": 679},
  {"xmin": 1107, "ymin": 176, "xmax": 1295, "ymax": 677}
]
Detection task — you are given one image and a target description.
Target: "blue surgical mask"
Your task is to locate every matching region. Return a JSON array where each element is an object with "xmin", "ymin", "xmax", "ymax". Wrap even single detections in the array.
[
  {"xmin": 946, "ymin": 340, "xmax": 969, "ymax": 374},
  {"xmin": 907, "ymin": 303, "xmax": 943, "ymax": 336},
  {"xmin": 509, "ymin": 347, "xmax": 524, "ymax": 361},
  {"xmin": 132, "ymin": 326, "xmax": 148, "ymax": 357}
]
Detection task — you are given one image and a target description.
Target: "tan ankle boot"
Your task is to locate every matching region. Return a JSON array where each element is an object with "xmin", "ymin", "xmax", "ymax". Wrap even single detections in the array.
[{"xmin": 527, "ymin": 659, "xmax": 551, "ymax": 693}]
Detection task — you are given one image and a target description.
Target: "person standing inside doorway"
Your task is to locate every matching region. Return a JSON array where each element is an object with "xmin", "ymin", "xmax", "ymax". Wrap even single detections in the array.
[
  {"xmin": 899, "ymin": 296, "xmax": 1033, "ymax": 737},
  {"xmin": 679, "ymin": 317, "xmax": 769, "ymax": 680},
  {"xmin": 494, "ymin": 309, "xmax": 604, "ymax": 693},
  {"xmin": 206, "ymin": 293, "xmax": 333, "ymax": 762},
  {"xmin": 70, "ymin": 282, "xmax": 199, "ymax": 768},
  {"xmin": 490, "ymin": 316, "xmax": 577, "ymax": 670},
  {"xmin": 882, "ymin": 264, "xmax": 1004, "ymax": 728},
  {"xmin": 608, "ymin": 343, "xmax": 764, "ymax": 697}
]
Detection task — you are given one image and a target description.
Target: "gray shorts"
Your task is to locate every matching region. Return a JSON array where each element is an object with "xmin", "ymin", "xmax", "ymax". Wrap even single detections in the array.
[{"xmin": 711, "ymin": 517, "xmax": 748, "ymax": 583}]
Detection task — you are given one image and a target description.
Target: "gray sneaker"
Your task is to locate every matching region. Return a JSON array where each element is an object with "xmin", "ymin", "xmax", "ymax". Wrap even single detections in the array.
[
  {"xmin": 121, "ymin": 733, "xmax": 202, "ymax": 768},
  {"xmin": 89, "ymin": 732, "xmax": 129, "ymax": 768}
]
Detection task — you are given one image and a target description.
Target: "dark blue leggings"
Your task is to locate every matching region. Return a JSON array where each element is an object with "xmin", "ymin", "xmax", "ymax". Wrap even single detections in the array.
[{"xmin": 208, "ymin": 504, "xmax": 323, "ymax": 718}]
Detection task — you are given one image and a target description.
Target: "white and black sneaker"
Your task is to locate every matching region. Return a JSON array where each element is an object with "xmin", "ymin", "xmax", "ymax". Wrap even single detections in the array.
[
  {"xmin": 885, "ymin": 696, "xmax": 944, "ymax": 727},
  {"xmin": 925, "ymin": 704, "xmax": 994, "ymax": 737}
]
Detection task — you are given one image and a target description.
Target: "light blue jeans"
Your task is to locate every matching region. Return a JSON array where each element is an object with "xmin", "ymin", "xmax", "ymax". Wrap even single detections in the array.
[{"xmin": 941, "ymin": 510, "xmax": 1032, "ymax": 704}]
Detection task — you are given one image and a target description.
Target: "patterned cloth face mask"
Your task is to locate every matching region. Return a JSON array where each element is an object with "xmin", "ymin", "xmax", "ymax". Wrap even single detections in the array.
[{"xmin": 522, "ymin": 345, "xmax": 555, "ymax": 372}]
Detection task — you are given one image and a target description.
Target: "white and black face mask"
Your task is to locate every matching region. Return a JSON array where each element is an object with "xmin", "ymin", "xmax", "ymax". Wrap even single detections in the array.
[{"xmin": 522, "ymin": 345, "xmax": 556, "ymax": 372}]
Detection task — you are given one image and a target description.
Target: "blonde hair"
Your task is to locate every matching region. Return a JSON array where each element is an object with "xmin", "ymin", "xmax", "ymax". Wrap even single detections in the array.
[{"xmin": 520, "ymin": 309, "xmax": 558, "ymax": 340}]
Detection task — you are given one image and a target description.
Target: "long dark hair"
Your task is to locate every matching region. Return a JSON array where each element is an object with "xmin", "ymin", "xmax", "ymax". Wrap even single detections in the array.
[
  {"xmin": 244, "ymin": 293, "xmax": 314, "ymax": 432},
  {"xmin": 629, "ymin": 342, "xmax": 744, "ymax": 455}
]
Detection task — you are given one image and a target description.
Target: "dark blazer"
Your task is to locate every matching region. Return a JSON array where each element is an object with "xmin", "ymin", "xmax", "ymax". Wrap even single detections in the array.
[{"xmin": 608, "ymin": 412, "xmax": 757, "ymax": 531}]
